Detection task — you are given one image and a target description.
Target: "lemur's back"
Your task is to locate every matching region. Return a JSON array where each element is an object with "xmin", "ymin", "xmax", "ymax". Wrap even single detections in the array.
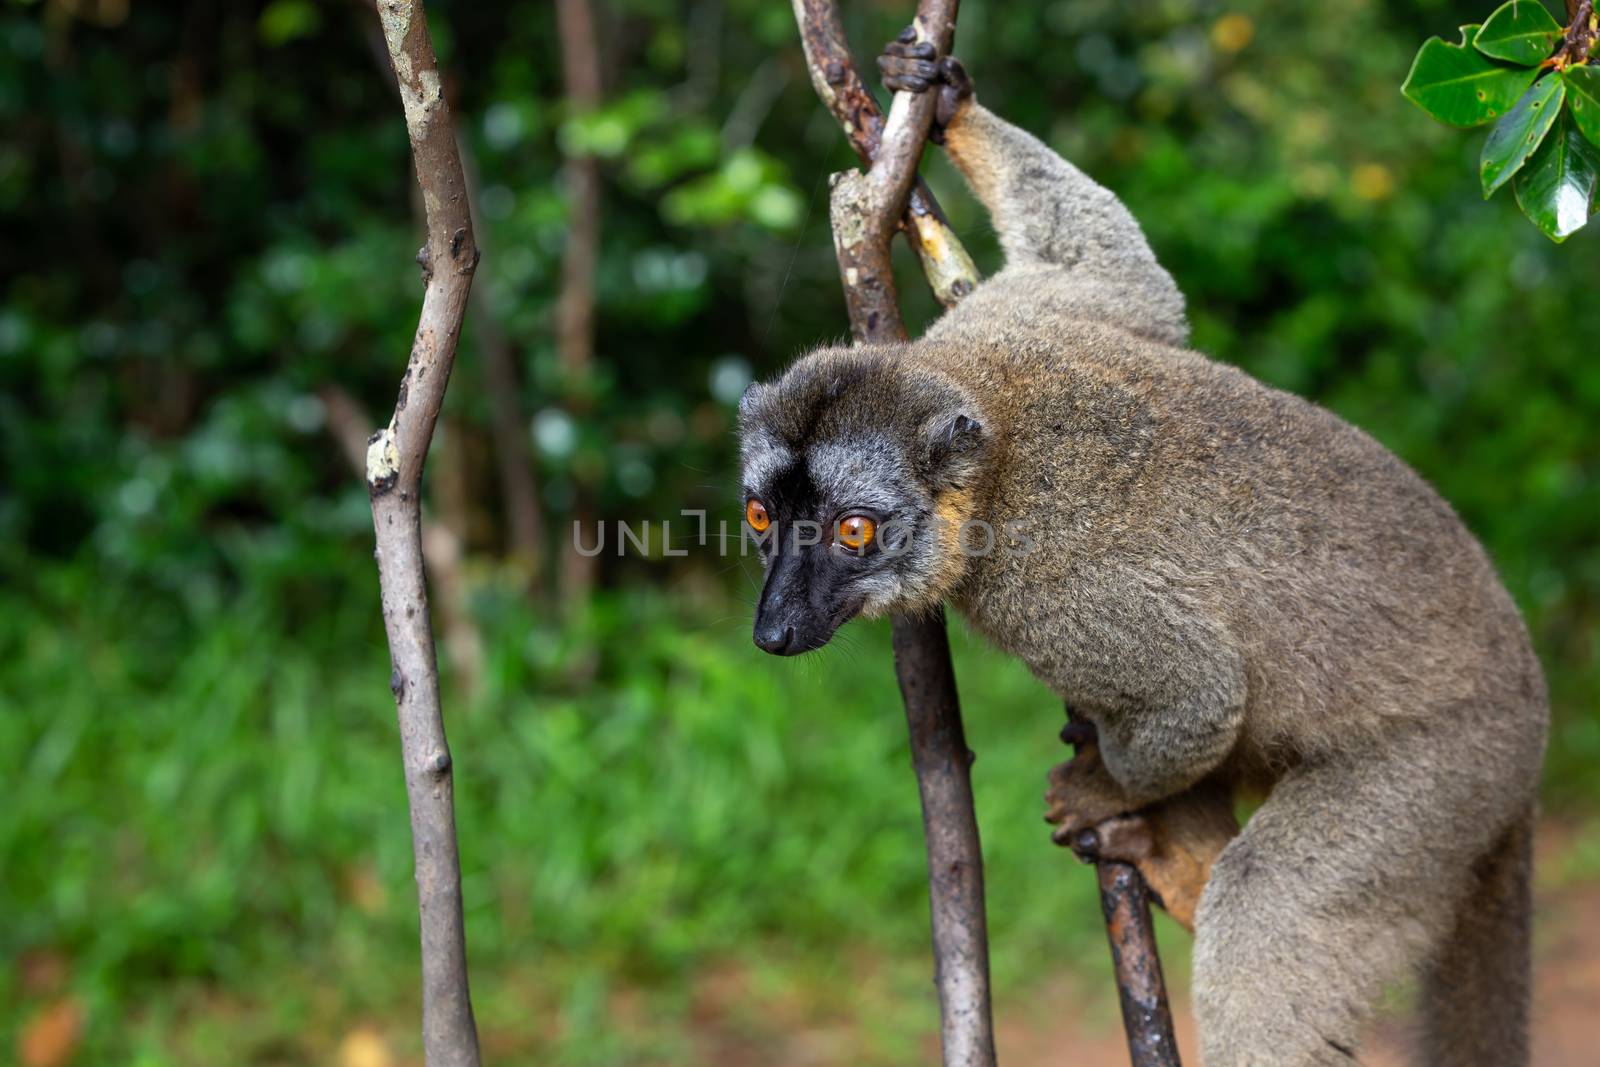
[
  {"xmin": 927, "ymin": 261, "xmax": 1188, "ymax": 350},
  {"xmin": 916, "ymin": 314, "xmax": 1544, "ymax": 773}
]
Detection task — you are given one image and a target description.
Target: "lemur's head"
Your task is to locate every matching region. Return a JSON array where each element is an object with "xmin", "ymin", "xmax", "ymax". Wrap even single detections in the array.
[{"xmin": 737, "ymin": 347, "xmax": 989, "ymax": 656}]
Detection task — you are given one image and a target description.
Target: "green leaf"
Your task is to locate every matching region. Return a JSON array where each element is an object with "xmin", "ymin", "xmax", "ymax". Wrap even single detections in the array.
[
  {"xmin": 258, "ymin": 0, "xmax": 320, "ymax": 46},
  {"xmin": 1563, "ymin": 65, "xmax": 1600, "ymax": 149},
  {"xmin": 1402, "ymin": 25, "xmax": 1540, "ymax": 127},
  {"xmin": 1481, "ymin": 74, "xmax": 1565, "ymax": 196},
  {"xmin": 1474, "ymin": 1, "xmax": 1563, "ymax": 66},
  {"xmin": 1513, "ymin": 112, "xmax": 1600, "ymax": 240}
]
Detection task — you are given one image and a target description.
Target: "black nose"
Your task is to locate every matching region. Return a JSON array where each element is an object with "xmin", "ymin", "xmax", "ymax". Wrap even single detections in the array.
[{"xmin": 754, "ymin": 623, "xmax": 796, "ymax": 655}]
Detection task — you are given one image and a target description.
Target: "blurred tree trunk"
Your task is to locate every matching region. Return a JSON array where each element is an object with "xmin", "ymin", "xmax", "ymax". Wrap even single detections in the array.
[
  {"xmin": 457, "ymin": 131, "xmax": 548, "ymax": 584},
  {"xmin": 555, "ymin": 0, "xmax": 603, "ymax": 605},
  {"xmin": 431, "ymin": 417, "xmax": 489, "ymax": 694},
  {"xmin": 476, "ymin": 291, "xmax": 547, "ymax": 575}
]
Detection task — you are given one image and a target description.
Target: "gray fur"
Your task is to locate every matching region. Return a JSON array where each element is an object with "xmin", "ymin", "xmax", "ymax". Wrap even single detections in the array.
[
  {"xmin": 739, "ymin": 77, "xmax": 1548, "ymax": 1067},
  {"xmin": 930, "ymin": 103, "xmax": 1190, "ymax": 348}
]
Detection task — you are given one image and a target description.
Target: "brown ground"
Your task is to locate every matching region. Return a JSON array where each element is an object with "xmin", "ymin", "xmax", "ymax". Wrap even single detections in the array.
[
  {"xmin": 996, "ymin": 869, "xmax": 1600, "ymax": 1067},
  {"xmin": 691, "ymin": 826, "xmax": 1600, "ymax": 1067}
]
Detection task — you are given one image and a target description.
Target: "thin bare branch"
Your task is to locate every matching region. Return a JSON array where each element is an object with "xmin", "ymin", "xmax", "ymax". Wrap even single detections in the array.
[
  {"xmin": 555, "ymin": 0, "xmax": 602, "ymax": 376},
  {"xmin": 351, "ymin": 1, "xmax": 547, "ymax": 581},
  {"xmin": 795, "ymin": 3, "xmax": 994, "ymax": 1065},
  {"xmin": 1097, "ymin": 862, "xmax": 1183, "ymax": 1067},
  {"xmin": 1066, "ymin": 711, "xmax": 1181, "ymax": 1066},
  {"xmin": 366, "ymin": 2, "xmax": 482, "ymax": 1064},
  {"xmin": 326, "ymin": 386, "xmax": 486, "ymax": 692},
  {"xmin": 892, "ymin": 608, "xmax": 998, "ymax": 1067}
]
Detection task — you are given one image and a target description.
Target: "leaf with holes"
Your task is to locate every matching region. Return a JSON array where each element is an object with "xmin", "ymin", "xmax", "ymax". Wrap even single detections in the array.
[
  {"xmin": 1564, "ymin": 65, "xmax": 1600, "ymax": 149},
  {"xmin": 1481, "ymin": 74, "xmax": 1565, "ymax": 196},
  {"xmin": 1403, "ymin": 25, "xmax": 1541, "ymax": 127},
  {"xmin": 1473, "ymin": 0, "xmax": 1564, "ymax": 66},
  {"xmin": 1514, "ymin": 111, "xmax": 1600, "ymax": 240}
]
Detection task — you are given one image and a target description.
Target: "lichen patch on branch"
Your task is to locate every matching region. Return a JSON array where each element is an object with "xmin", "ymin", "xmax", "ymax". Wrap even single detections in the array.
[
  {"xmin": 366, "ymin": 426, "xmax": 401, "ymax": 495},
  {"xmin": 376, "ymin": 0, "xmax": 412, "ymax": 54},
  {"xmin": 378, "ymin": 0, "xmax": 444, "ymax": 138}
]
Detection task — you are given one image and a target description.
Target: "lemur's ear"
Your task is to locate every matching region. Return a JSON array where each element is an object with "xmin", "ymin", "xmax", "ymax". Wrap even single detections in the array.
[
  {"xmin": 923, "ymin": 411, "xmax": 986, "ymax": 489},
  {"xmin": 737, "ymin": 381, "xmax": 769, "ymax": 421}
]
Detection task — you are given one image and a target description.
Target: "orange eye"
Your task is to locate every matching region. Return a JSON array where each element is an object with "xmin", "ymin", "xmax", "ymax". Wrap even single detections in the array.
[
  {"xmin": 746, "ymin": 498, "xmax": 771, "ymax": 532},
  {"xmin": 837, "ymin": 514, "xmax": 876, "ymax": 551}
]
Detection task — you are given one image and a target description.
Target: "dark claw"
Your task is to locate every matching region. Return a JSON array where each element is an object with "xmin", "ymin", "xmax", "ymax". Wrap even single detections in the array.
[
  {"xmin": 937, "ymin": 55, "xmax": 971, "ymax": 90},
  {"xmin": 1050, "ymin": 822, "xmax": 1101, "ymax": 859},
  {"xmin": 897, "ymin": 23, "xmax": 916, "ymax": 43}
]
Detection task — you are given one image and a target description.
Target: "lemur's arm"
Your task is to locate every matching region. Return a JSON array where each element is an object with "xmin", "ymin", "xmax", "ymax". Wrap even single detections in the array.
[{"xmin": 880, "ymin": 37, "xmax": 1188, "ymax": 346}]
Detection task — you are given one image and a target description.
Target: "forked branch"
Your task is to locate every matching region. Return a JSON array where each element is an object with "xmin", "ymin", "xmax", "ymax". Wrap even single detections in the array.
[
  {"xmin": 792, "ymin": 0, "xmax": 977, "ymax": 307},
  {"xmin": 366, "ymin": 2, "xmax": 482, "ymax": 1065}
]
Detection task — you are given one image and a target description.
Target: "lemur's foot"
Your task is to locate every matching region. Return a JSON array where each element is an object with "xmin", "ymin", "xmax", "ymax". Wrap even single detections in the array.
[
  {"xmin": 877, "ymin": 26, "xmax": 974, "ymax": 142},
  {"xmin": 1043, "ymin": 747, "xmax": 1130, "ymax": 846},
  {"xmin": 1064, "ymin": 812, "xmax": 1155, "ymax": 866}
]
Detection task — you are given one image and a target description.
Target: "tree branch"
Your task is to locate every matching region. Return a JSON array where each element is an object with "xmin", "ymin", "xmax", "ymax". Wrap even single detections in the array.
[
  {"xmin": 794, "ymin": 4, "xmax": 994, "ymax": 1065},
  {"xmin": 351, "ymin": 0, "xmax": 547, "ymax": 584},
  {"xmin": 366, "ymin": 3, "xmax": 482, "ymax": 1065},
  {"xmin": 892, "ymin": 608, "xmax": 997, "ymax": 1067},
  {"xmin": 1067, "ymin": 711, "xmax": 1181, "ymax": 1067},
  {"xmin": 1098, "ymin": 863, "xmax": 1183, "ymax": 1067},
  {"xmin": 792, "ymin": 0, "xmax": 977, "ymax": 307},
  {"xmin": 325, "ymin": 386, "xmax": 486, "ymax": 694},
  {"xmin": 1556, "ymin": 0, "xmax": 1597, "ymax": 69}
]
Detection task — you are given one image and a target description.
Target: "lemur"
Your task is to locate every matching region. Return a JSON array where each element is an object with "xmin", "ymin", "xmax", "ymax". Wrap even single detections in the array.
[{"xmin": 736, "ymin": 30, "xmax": 1548, "ymax": 1067}]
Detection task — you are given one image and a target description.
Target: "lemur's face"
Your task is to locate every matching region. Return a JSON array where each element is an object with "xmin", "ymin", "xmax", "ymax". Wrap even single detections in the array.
[
  {"xmin": 739, "ymin": 428, "xmax": 923, "ymax": 655},
  {"xmin": 737, "ymin": 352, "xmax": 986, "ymax": 656}
]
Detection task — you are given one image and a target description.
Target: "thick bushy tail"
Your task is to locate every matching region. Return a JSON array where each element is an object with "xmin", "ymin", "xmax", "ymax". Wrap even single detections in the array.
[{"xmin": 1418, "ymin": 808, "xmax": 1534, "ymax": 1067}]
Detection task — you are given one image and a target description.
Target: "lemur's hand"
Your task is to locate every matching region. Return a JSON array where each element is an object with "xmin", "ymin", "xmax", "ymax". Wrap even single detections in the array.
[{"xmin": 877, "ymin": 26, "xmax": 974, "ymax": 143}]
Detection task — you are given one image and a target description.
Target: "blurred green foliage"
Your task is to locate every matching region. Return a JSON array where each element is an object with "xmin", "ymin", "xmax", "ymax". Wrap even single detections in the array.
[
  {"xmin": 1, "ymin": 0, "xmax": 1597, "ymax": 1063},
  {"xmin": 2, "ymin": 568, "xmax": 1148, "ymax": 1063}
]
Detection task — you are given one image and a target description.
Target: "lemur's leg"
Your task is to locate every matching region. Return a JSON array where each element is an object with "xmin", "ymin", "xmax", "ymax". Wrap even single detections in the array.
[
  {"xmin": 1192, "ymin": 719, "xmax": 1517, "ymax": 1067},
  {"xmin": 879, "ymin": 32, "xmax": 1187, "ymax": 345}
]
